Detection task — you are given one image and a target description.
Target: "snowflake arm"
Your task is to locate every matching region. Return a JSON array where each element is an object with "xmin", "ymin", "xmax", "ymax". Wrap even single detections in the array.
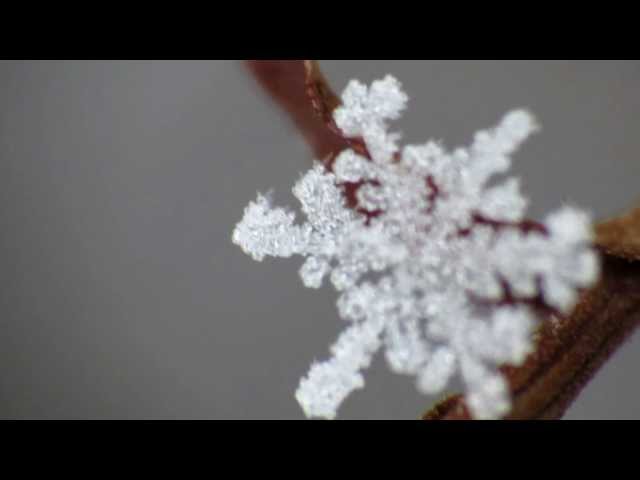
[
  {"xmin": 296, "ymin": 317, "xmax": 384, "ymax": 420},
  {"xmin": 232, "ymin": 193, "xmax": 305, "ymax": 261},
  {"xmin": 333, "ymin": 75, "xmax": 408, "ymax": 164}
]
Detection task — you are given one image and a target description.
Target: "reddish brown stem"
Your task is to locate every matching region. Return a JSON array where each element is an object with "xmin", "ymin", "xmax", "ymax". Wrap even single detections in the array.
[
  {"xmin": 244, "ymin": 59, "xmax": 640, "ymax": 420},
  {"xmin": 246, "ymin": 60, "xmax": 349, "ymax": 161}
]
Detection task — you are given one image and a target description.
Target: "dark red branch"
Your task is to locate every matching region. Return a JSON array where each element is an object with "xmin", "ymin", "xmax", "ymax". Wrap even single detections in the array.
[{"xmin": 245, "ymin": 60, "xmax": 349, "ymax": 162}]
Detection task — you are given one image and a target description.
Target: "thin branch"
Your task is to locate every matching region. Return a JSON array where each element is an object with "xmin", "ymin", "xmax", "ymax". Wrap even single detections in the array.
[{"xmin": 245, "ymin": 60, "xmax": 349, "ymax": 161}]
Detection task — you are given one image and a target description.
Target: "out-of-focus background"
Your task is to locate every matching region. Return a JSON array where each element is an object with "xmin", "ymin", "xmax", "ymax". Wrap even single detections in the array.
[{"xmin": 0, "ymin": 60, "xmax": 638, "ymax": 419}]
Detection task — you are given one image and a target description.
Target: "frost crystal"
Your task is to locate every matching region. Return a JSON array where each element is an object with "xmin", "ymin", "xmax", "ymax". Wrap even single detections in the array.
[{"xmin": 232, "ymin": 75, "xmax": 599, "ymax": 420}]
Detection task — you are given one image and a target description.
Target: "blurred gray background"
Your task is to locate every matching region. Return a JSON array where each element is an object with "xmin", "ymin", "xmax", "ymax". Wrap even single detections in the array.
[{"xmin": 0, "ymin": 60, "xmax": 638, "ymax": 419}]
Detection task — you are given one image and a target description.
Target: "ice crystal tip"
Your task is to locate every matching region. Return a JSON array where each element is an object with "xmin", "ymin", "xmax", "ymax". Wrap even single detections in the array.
[{"xmin": 232, "ymin": 75, "xmax": 599, "ymax": 420}]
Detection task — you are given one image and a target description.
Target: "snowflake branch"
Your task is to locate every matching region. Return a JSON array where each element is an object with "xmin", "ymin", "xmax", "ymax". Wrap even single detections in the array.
[{"xmin": 243, "ymin": 59, "xmax": 640, "ymax": 419}]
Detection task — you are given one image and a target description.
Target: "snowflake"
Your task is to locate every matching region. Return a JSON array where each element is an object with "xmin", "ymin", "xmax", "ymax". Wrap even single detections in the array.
[{"xmin": 232, "ymin": 75, "xmax": 599, "ymax": 420}]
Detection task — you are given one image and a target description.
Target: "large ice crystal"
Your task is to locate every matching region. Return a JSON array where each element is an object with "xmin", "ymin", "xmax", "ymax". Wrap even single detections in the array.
[{"xmin": 232, "ymin": 75, "xmax": 598, "ymax": 419}]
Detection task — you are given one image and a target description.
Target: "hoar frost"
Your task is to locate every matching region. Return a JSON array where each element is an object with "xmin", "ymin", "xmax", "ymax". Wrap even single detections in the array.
[{"xmin": 232, "ymin": 75, "xmax": 599, "ymax": 420}]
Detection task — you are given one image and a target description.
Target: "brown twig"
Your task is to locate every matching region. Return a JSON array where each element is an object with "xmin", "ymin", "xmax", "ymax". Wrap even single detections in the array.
[
  {"xmin": 244, "ymin": 59, "xmax": 640, "ymax": 420},
  {"xmin": 245, "ymin": 61, "xmax": 349, "ymax": 161}
]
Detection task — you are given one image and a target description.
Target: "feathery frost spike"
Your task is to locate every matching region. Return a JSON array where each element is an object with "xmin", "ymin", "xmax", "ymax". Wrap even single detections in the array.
[{"xmin": 232, "ymin": 75, "xmax": 599, "ymax": 420}]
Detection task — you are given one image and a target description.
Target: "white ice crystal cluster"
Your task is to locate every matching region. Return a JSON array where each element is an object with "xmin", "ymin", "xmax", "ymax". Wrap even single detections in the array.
[{"xmin": 232, "ymin": 75, "xmax": 599, "ymax": 420}]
